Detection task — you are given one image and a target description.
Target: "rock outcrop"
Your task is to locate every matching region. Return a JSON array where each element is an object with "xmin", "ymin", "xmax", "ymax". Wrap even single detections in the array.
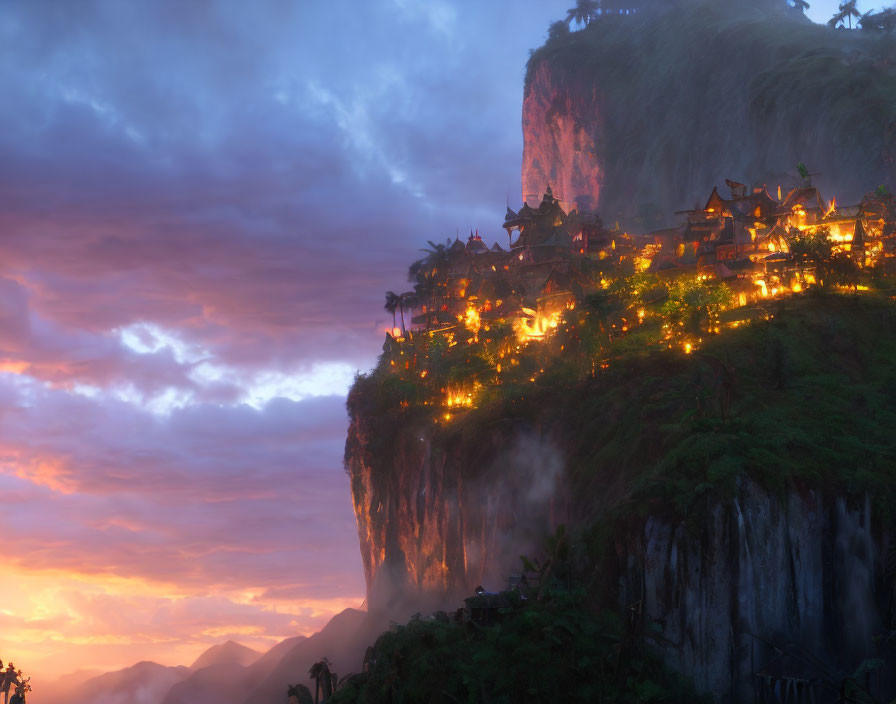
[
  {"xmin": 346, "ymin": 297, "xmax": 896, "ymax": 700},
  {"xmin": 347, "ymin": 405, "xmax": 895, "ymax": 700},
  {"xmin": 620, "ymin": 482, "xmax": 891, "ymax": 699},
  {"xmin": 522, "ymin": 0, "xmax": 896, "ymax": 229},
  {"xmin": 346, "ymin": 415, "xmax": 565, "ymax": 610}
]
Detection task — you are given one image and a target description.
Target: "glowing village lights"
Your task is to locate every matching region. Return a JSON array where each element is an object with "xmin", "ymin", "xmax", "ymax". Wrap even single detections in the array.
[
  {"xmin": 375, "ymin": 182, "xmax": 895, "ymax": 417},
  {"xmin": 514, "ymin": 308, "xmax": 564, "ymax": 342}
]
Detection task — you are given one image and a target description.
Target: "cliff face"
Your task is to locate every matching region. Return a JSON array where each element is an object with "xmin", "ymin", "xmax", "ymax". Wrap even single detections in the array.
[
  {"xmin": 621, "ymin": 482, "xmax": 891, "ymax": 699},
  {"xmin": 521, "ymin": 61, "xmax": 602, "ymax": 213},
  {"xmin": 522, "ymin": 1, "xmax": 896, "ymax": 228},
  {"xmin": 347, "ymin": 412, "xmax": 894, "ymax": 699},
  {"xmin": 346, "ymin": 418, "xmax": 894, "ymax": 698},
  {"xmin": 346, "ymin": 296, "xmax": 896, "ymax": 699},
  {"xmin": 345, "ymin": 407, "xmax": 563, "ymax": 609}
]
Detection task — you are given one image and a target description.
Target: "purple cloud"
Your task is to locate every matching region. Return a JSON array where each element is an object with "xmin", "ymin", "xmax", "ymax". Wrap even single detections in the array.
[{"xmin": 0, "ymin": 0, "xmax": 572, "ymax": 679}]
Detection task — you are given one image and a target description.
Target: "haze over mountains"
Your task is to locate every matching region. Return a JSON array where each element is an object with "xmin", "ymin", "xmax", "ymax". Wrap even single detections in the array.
[
  {"xmin": 31, "ymin": 608, "xmax": 377, "ymax": 704},
  {"xmin": 188, "ymin": 641, "xmax": 262, "ymax": 672},
  {"xmin": 16, "ymin": 1, "xmax": 896, "ymax": 702}
]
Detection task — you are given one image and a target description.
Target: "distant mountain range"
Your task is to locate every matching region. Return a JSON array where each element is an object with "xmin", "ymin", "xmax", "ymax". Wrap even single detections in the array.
[
  {"xmin": 31, "ymin": 608, "xmax": 379, "ymax": 704},
  {"xmin": 188, "ymin": 640, "xmax": 262, "ymax": 672}
]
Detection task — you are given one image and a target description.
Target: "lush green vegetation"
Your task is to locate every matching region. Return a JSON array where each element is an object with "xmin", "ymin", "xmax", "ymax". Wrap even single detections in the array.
[
  {"xmin": 350, "ymin": 286, "xmax": 896, "ymax": 524},
  {"xmin": 331, "ymin": 598, "xmax": 703, "ymax": 704},
  {"xmin": 345, "ymin": 289, "xmax": 896, "ymax": 702},
  {"xmin": 330, "ymin": 529, "xmax": 706, "ymax": 704},
  {"xmin": 345, "ymin": 210, "xmax": 896, "ymax": 702}
]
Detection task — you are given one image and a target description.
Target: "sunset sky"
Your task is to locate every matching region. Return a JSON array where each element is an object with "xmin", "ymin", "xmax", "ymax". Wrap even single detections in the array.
[{"xmin": 0, "ymin": 0, "xmax": 871, "ymax": 684}]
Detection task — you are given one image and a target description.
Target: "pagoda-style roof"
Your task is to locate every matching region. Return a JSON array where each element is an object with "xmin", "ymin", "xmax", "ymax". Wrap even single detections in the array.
[
  {"xmin": 538, "ymin": 195, "xmax": 565, "ymax": 219},
  {"xmin": 503, "ymin": 203, "xmax": 536, "ymax": 230},
  {"xmin": 490, "ymin": 242, "xmax": 505, "ymax": 252},
  {"xmin": 504, "ymin": 188, "xmax": 568, "ymax": 232},
  {"xmin": 730, "ymin": 187, "xmax": 779, "ymax": 220},
  {"xmin": 465, "ymin": 232, "xmax": 488, "ymax": 254},
  {"xmin": 704, "ymin": 186, "xmax": 728, "ymax": 213},
  {"xmin": 449, "ymin": 238, "xmax": 466, "ymax": 254},
  {"xmin": 780, "ymin": 186, "xmax": 826, "ymax": 213}
]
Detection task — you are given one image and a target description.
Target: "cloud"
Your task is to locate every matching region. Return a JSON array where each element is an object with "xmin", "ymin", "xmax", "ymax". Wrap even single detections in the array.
[
  {"xmin": 0, "ymin": 384, "xmax": 365, "ymax": 677},
  {"xmin": 0, "ymin": 0, "xmax": 569, "ymax": 372},
  {"xmin": 0, "ymin": 0, "xmax": 571, "ymax": 681}
]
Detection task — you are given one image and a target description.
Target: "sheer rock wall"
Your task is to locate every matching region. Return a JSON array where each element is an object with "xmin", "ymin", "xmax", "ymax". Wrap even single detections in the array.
[{"xmin": 522, "ymin": 2, "xmax": 896, "ymax": 229}]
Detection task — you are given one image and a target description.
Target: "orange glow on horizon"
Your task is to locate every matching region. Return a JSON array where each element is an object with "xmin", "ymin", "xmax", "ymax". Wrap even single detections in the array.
[{"xmin": 0, "ymin": 560, "xmax": 363, "ymax": 686}]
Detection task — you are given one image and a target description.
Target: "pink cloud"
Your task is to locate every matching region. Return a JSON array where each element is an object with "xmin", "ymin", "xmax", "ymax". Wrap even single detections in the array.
[{"xmin": 0, "ymin": 0, "xmax": 572, "ymax": 684}]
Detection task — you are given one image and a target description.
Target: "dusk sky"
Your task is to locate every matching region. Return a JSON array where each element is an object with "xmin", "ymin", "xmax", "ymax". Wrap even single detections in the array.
[{"xmin": 0, "ymin": 0, "xmax": 876, "ymax": 684}]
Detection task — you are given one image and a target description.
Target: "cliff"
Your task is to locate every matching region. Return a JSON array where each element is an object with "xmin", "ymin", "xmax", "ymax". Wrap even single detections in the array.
[
  {"xmin": 620, "ymin": 482, "xmax": 890, "ymax": 699},
  {"xmin": 345, "ymin": 293, "xmax": 896, "ymax": 700},
  {"xmin": 522, "ymin": 0, "xmax": 896, "ymax": 229}
]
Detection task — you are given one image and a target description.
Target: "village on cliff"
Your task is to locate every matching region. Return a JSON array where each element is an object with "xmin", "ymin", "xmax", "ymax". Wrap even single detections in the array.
[{"xmin": 378, "ymin": 175, "xmax": 896, "ymax": 413}]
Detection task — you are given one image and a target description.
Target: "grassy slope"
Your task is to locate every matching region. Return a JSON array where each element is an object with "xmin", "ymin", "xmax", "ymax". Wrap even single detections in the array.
[
  {"xmin": 488, "ymin": 292, "xmax": 896, "ymax": 521},
  {"xmin": 352, "ymin": 291, "xmax": 896, "ymax": 527}
]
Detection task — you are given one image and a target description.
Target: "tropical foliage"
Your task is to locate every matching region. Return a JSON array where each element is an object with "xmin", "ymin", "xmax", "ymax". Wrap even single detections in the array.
[
  {"xmin": 329, "ymin": 549, "xmax": 705, "ymax": 704},
  {"xmin": 828, "ymin": 0, "xmax": 861, "ymax": 28},
  {"xmin": 351, "ymin": 289, "xmax": 896, "ymax": 529}
]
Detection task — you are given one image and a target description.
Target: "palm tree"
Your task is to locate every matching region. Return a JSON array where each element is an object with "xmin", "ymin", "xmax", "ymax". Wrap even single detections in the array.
[
  {"xmin": 420, "ymin": 239, "xmax": 451, "ymax": 277},
  {"xmin": 566, "ymin": 0, "xmax": 600, "ymax": 29},
  {"xmin": 399, "ymin": 291, "xmax": 416, "ymax": 332},
  {"xmin": 828, "ymin": 6, "xmax": 848, "ymax": 26},
  {"xmin": 287, "ymin": 683, "xmax": 314, "ymax": 704},
  {"xmin": 829, "ymin": 0, "xmax": 860, "ymax": 28},
  {"xmin": 384, "ymin": 291, "xmax": 400, "ymax": 332},
  {"xmin": 414, "ymin": 239, "xmax": 452, "ymax": 329},
  {"xmin": 309, "ymin": 659, "xmax": 335, "ymax": 703},
  {"xmin": 548, "ymin": 19, "xmax": 570, "ymax": 42},
  {"xmin": 842, "ymin": 0, "xmax": 861, "ymax": 28}
]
